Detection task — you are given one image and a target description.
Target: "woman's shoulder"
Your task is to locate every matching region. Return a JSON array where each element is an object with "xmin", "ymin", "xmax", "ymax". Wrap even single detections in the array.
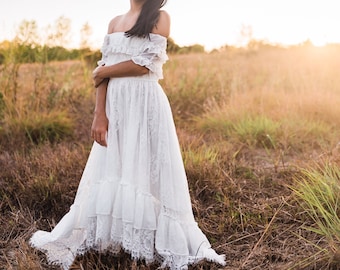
[
  {"xmin": 159, "ymin": 10, "xmax": 170, "ymax": 20},
  {"xmin": 152, "ymin": 10, "xmax": 171, "ymax": 38},
  {"xmin": 107, "ymin": 15, "xmax": 123, "ymax": 34}
]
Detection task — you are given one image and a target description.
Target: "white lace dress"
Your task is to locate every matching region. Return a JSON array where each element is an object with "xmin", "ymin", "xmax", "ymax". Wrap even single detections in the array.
[{"xmin": 30, "ymin": 32, "xmax": 226, "ymax": 270}]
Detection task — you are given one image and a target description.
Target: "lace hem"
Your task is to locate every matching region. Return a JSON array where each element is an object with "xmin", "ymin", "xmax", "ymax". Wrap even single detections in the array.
[
  {"xmin": 30, "ymin": 221, "xmax": 156, "ymax": 270},
  {"xmin": 157, "ymin": 248, "xmax": 226, "ymax": 270},
  {"xmin": 30, "ymin": 212, "xmax": 226, "ymax": 270},
  {"xmin": 30, "ymin": 234, "xmax": 225, "ymax": 270}
]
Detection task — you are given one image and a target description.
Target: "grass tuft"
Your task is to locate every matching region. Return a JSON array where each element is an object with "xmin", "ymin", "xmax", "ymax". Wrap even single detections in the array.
[
  {"xmin": 22, "ymin": 111, "xmax": 74, "ymax": 144},
  {"xmin": 196, "ymin": 114, "xmax": 280, "ymax": 148},
  {"xmin": 232, "ymin": 115, "xmax": 279, "ymax": 148},
  {"xmin": 1, "ymin": 110, "xmax": 74, "ymax": 144},
  {"xmin": 291, "ymin": 162, "xmax": 340, "ymax": 266}
]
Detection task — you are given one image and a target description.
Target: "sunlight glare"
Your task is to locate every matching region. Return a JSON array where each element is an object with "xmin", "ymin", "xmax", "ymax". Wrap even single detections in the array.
[{"xmin": 311, "ymin": 37, "xmax": 327, "ymax": 47}]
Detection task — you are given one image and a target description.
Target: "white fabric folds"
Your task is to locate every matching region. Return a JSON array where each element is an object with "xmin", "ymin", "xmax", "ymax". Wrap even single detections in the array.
[{"xmin": 30, "ymin": 32, "xmax": 226, "ymax": 270}]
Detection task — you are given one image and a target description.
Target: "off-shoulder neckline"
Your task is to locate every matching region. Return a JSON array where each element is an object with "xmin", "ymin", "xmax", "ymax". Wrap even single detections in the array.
[{"xmin": 106, "ymin": 32, "xmax": 167, "ymax": 39}]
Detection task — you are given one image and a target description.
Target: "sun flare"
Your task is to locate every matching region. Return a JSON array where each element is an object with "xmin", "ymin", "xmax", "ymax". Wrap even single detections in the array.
[{"xmin": 311, "ymin": 38, "xmax": 327, "ymax": 47}]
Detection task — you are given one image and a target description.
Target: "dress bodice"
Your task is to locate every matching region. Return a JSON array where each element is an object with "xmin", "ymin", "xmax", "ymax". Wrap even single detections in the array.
[{"xmin": 98, "ymin": 32, "xmax": 169, "ymax": 80}]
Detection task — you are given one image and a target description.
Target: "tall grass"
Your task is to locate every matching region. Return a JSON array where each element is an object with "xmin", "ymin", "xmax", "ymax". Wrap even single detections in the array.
[
  {"xmin": 196, "ymin": 114, "xmax": 280, "ymax": 148},
  {"xmin": 291, "ymin": 162, "xmax": 340, "ymax": 267},
  {"xmin": 165, "ymin": 47, "xmax": 340, "ymax": 154},
  {"xmin": 0, "ymin": 58, "xmax": 93, "ymax": 147},
  {"xmin": 2, "ymin": 42, "xmax": 340, "ymax": 269}
]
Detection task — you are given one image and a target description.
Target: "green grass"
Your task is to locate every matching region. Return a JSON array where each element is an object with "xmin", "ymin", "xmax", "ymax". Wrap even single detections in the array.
[
  {"xmin": 1, "ymin": 110, "xmax": 74, "ymax": 144},
  {"xmin": 195, "ymin": 114, "xmax": 280, "ymax": 148},
  {"xmin": 291, "ymin": 162, "xmax": 340, "ymax": 266}
]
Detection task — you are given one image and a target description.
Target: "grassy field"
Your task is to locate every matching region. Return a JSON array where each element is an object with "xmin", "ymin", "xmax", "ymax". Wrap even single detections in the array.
[{"xmin": 1, "ymin": 44, "xmax": 340, "ymax": 269}]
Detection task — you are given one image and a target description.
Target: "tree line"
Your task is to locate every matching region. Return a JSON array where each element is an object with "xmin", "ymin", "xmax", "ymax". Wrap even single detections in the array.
[{"xmin": 0, "ymin": 17, "xmax": 205, "ymax": 66}]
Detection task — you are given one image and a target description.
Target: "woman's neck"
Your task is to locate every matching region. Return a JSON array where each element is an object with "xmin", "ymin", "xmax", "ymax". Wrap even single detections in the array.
[{"xmin": 129, "ymin": 0, "xmax": 145, "ymax": 13}]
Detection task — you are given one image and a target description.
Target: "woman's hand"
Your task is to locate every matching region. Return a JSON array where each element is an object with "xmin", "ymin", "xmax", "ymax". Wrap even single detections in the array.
[
  {"xmin": 93, "ymin": 65, "xmax": 107, "ymax": 88},
  {"xmin": 91, "ymin": 112, "xmax": 108, "ymax": 147}
]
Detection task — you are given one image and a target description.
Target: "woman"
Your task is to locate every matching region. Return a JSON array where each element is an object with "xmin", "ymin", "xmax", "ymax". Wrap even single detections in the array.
[{"xmin": 30, "ymin": 0, "xmax": 226, "ymax": 269}]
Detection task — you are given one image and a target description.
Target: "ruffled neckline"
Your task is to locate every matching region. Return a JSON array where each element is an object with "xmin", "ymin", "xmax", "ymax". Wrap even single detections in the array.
[
  {"xmin": 99, "ymin": 30, "xmax": 168, "ymax": 79},
  {"xmin": 106, "ymin": 32, "xmax": 167, "ymax": 40}
]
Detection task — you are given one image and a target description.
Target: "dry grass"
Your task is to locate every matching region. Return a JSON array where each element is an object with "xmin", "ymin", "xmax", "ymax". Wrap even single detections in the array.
[{"xmin": 2, "ymin": 44, "xmax": 340, "ymax": 269}]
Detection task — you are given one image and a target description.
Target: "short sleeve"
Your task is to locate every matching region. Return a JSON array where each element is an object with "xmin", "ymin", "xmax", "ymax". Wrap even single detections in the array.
[
  {"xmin": 97, "ymin": 35, "xmax": 110, "ymax": 66},
  {"xmin": 131, "ymin": 35, "xmax": 169, "ymax": 78}
]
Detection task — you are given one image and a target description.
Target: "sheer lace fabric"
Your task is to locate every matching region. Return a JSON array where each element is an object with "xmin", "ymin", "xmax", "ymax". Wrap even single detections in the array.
[{"xmin": 30, "ymin": 32, "xmax": 226, "ymax": 269}]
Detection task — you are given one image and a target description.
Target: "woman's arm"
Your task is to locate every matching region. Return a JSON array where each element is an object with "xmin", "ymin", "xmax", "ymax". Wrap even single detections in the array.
[
  {"xmin": 92, "ymin": 60, "xmax": 148, "ymax": 88},
  {"xmin": 91, "ymin": 78, "xmax": 109, "ymax": 146},
  {"xmin": 91, "ymin": 60, "xmax": 148, "ymax": 145}
]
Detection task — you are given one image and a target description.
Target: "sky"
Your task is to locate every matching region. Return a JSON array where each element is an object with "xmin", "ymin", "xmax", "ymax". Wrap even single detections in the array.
[{"xmin": 1, "ymin": 0, "xmax": 340, "ymax": 50}]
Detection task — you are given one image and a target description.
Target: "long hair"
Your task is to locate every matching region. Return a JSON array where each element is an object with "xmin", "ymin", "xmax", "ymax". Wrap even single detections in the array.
[{"xmin": 125, "ymin": 0, "xmax": 167, "ymax": 38}]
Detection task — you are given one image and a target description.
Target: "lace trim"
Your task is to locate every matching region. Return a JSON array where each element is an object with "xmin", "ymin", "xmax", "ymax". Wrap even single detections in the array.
[
  {"xmin": 30, "ymin": 219, "xmax": 156, "ymax": 270},
  {"xmin": 86, "ymin": 216, "xmax": 155, "ymax": 261},
  {"xmin": 30, "ymin": 213, "xmax": 226, "ymax": 270},
  {"xmin": 157, "ymin": 249, "xmax": 226, "ymax": 270},
  {"xmin": 30, "ymin": 230, "xmax": 86, "ymax": 270}
]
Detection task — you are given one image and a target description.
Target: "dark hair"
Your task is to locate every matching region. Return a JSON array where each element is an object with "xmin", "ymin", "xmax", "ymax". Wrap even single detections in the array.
[{"xmin": 125, "ymin": 0, "xmax": 167, "ymax": 38}]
